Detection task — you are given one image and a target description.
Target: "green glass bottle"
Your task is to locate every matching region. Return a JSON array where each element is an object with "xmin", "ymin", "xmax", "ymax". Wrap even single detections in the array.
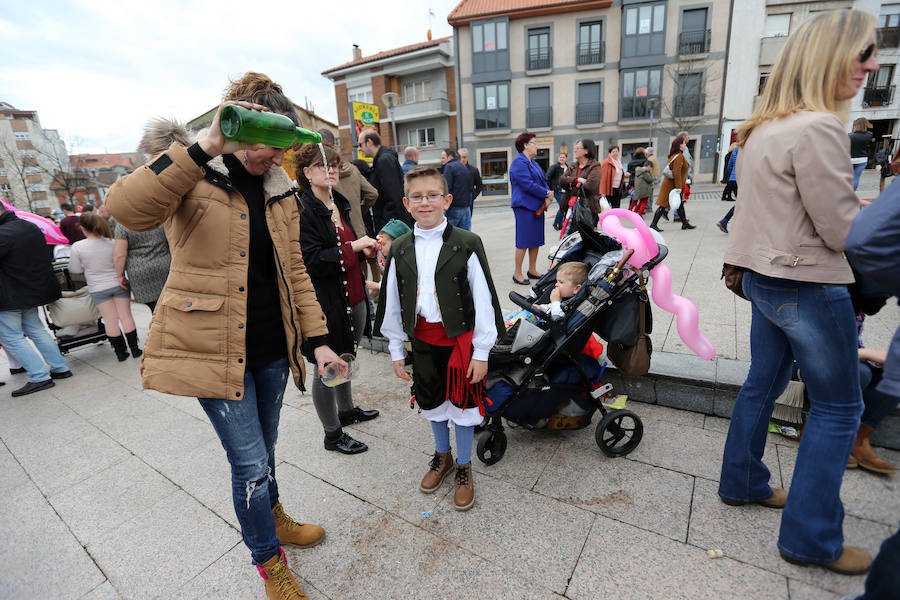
[{"xmin": 219, "ymin": 104, "xmax": 322, "ymax": 147}]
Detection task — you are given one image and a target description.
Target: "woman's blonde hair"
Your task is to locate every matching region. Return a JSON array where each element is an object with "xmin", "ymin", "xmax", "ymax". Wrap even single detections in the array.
[
  {"xmin": 737, "ymin": 9, "xmax": 875, "ymax": 146},
  {"xmin": 852, "ymin": 117, "xmax": 871, "ymax": 133}
]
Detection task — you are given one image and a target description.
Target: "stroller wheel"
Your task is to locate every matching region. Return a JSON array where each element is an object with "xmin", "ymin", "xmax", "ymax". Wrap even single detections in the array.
[
  {"xmin": 595, "ymin": 409, "xmax": 643, "ymax": 457},
  {"xmin": 476, "ymin": 430, "xmax": 508, "ymax": 465}
]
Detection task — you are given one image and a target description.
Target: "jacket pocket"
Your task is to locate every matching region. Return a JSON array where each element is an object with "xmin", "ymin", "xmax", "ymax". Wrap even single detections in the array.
[
  {"xmin": 174, "ymin": 204, "xmax": 207, "ymax": 248},
  {"xmin": 159, "ymin": 288, "xmax": 226, "ymax": 355}
]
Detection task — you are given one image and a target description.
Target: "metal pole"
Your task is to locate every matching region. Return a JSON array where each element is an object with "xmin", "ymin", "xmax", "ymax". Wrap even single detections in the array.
[
  {"xmin": 389, "ymin": 108, "xmax": 399, "ymax": 152},
  {"xmin": 649, "ymin": 108, "xmax": 654, "ymax": 148}
]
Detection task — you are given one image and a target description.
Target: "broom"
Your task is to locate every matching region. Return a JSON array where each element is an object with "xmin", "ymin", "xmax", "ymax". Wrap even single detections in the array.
[{"xmin": 772, "ymin": 380, "xmax": 806, "ymax": 425}]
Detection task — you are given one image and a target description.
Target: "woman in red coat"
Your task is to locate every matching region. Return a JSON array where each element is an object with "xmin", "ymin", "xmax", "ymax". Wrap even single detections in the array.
[{"xmin": 598, "ymin": 145, "xmax": 628, "ymax": 209}]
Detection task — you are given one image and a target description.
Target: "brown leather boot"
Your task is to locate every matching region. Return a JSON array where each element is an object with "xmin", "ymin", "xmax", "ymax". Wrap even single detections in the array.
[
  {"xmin": 420, "ymin": 450, "xmax": 453, "ymax": 493},
  {"xmin": 272, "ymin": 502, "xmax": 325, "ymax": 548},
  {"xmin": 257, "ymin": 548, "xmax": 309, "ymax": 599},
  {"xmin": 851, "ymin": 424, "xmax": 895, "ymax": 474},
  {"xmin": 453, "ymin": 462, "xmax": 475, "ymax": 511}
]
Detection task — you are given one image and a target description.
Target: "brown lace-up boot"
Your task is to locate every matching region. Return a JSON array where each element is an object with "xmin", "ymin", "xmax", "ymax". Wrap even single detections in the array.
[
  {"xmin": 420, "ymin": 450, "xmax": 453, "ymax": 493},
  {"xmin": 272, "ymin": 502, "xmax": 325, "ymax": 548},
  {"xmin": 257, "ymin": 548, "xmax": 309, "ymax": 600},
  {"xmin": 851, "ymin": 424, "xmax": 895, "ymax": 474},
  {"xmin": 453, "ymin": 462, "xmax": 475, "ymax": 511}
]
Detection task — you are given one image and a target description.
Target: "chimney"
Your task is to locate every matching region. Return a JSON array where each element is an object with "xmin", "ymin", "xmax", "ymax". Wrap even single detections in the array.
[{"xmin": 352, "ymin": 44, "xmax": 362, "ymax": 61}]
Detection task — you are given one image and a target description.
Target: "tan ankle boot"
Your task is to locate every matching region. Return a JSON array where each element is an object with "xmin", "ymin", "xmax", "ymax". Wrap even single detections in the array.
[
  {"xmin": 420, "ymin": 450, "xmax": 453, "ymax": 493},
  {"xmin": 824, "ymin": 545, "xmax": 873, "ymax": 575},
  {"xmin": 852, "ymin": 424, "xmax": 895, "ymax": 475},
  {"xmin": 257, "ymin": 548, "xmax": 309, "ymax": 600},
  {"xmin": 272, "ymin": 503, "xmax": 325, "ymax": 548},
  {"xmin": 453, "ymin": 462, "xmax": 475, "ymax": 511}
]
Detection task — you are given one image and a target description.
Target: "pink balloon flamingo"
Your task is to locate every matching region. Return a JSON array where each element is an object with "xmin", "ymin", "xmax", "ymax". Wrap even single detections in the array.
[
  {"xmin": 1, "ymin": 197, "xmax": 69, "ymax": 245},
  {"xmin": 599, "ymin": 208, "xmax": 716, "ymax": 361}
]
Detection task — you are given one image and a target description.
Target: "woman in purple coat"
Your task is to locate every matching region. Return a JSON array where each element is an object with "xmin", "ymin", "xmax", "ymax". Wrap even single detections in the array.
[{"xmin": 509, "ymin": 132, "xmax": 553, "ymax": 285}]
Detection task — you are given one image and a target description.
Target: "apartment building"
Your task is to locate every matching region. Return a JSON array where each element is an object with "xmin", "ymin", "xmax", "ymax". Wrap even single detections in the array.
[
  {"xmin": 322, "ymin": 37, "xmax": 457, "ymax": 164},
  {"xmin": 448, "ymin": 0, "xmax": 731, "ymax": 200},
  {"xmin": 0, "ymin": 102, "xmax": 69, "ymax": 215},
  {"xmin": 720, "ymin": 0, "xmax": 895, "ymax": 177}
]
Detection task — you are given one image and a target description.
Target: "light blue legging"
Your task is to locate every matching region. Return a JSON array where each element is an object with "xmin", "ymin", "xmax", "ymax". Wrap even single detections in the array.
[{"xmin": 431, "ymin": 420, "xmax": 474, "ymax": 465}]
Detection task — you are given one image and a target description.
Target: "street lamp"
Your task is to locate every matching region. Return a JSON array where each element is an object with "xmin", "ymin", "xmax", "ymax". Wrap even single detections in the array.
[
  {"xmin": 647, "ymin": 98, "xmax": 659, "ymax": 150},
  {"xmin": 382, "ymin": 92, "xmax": 401, "ymax": 151}
]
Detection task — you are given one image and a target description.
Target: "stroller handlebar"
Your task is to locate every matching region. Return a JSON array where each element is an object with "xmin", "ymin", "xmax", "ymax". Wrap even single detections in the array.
[
  {"xmin": 642, "ymin": 244, "xmax": 668, "ymax": 271},
  {"xmin": 508, "ymin": 291, "xmax": 553, "ymax": 324}
]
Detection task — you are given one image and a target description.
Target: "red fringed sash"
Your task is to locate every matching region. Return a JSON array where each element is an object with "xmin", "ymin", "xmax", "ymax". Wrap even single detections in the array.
[{"xmin": 414, "ymin": 317, "xmax": 488, "ymax": 415}]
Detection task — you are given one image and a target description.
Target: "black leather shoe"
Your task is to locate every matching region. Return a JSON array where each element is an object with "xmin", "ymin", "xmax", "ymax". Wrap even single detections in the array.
[
  {"xmin": 339, "ymin": 406, "xmax": 380, "ymax": 428},
  {"xmin": 9, "ymin": 367, "xmax": 26, "ymax": 375},
  {"xmin": 681, "ymin": 222, "xmax": 696, "ymax": 230},
  {"xmin": 11, "ymin": 379, "xmax": 55, "ymax": 397},
  {"xmin": 50, "ymin": 370, "xmax": 73, "ymax": 380},
  {"xmin": 324, "ymin": 432, "xmax": 368, "ymax": 454}
]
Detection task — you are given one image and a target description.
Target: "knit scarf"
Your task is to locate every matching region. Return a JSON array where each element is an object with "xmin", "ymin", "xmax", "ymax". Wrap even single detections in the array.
[{"xmin": 414, "ymin": 317, "xmax": 488, "ymax": 415}]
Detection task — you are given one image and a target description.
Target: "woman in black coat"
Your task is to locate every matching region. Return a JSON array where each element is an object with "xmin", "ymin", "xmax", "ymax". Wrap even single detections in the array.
[{"xmin": 295, "ymin": 143, "xmax": 379, "ymax": 454}]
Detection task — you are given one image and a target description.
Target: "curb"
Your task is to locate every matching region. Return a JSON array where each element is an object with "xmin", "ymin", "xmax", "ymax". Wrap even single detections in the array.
[{"xmin": 359, "ymin": 336, "xmax": 900, "ymax": 451}]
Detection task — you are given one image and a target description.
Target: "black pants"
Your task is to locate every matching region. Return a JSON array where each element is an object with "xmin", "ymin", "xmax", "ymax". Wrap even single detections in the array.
[{"xmin": 721, "ymin": 180, "xmax": 737, "ymax": 201}]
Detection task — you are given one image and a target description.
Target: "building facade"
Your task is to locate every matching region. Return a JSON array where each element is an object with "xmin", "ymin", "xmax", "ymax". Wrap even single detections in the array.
[
  {"xmin": 719, "ymin": 0, "xmax": 895, "ymax": 178},
  {"xmin": 449, "ymin": 0, "xmax": 731, "ymax": 200},
  {"xmin": 322, "ymin": 37, "xmax": 457, "ymax": 164},
  {"xmin": 0, "ymin": 102, "xmax": 69, "ymax": 215}
]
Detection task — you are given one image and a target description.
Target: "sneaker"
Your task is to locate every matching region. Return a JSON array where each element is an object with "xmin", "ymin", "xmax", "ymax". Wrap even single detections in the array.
[{"xmin": 11, "ymin": 379, "xmax": 55, "ymax": 397}]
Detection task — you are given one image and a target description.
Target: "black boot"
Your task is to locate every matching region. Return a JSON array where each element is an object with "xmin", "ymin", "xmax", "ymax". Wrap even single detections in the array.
[
  {"xmin": 678, "ymin": 205, "xmax": 696, "ymax": 230},
  {"xmin": 649, "ymin": 207, "xmax": 665, "ymax": 232},
  {"xmin": 108, "ymin": 335, "xmax": 129, "ymax": 362},
  {"xmin": 124, "ymin": 330, "xmax": 142, "ymax": 358}
]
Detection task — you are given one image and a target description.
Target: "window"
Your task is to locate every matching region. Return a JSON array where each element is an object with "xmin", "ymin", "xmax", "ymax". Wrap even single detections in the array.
[
  {"xmin": 764, "ymin": 14, "xmax": 790, "ymax": 37},
  {"xmin": 576, "ymin": 81, "xmax": 604, "ymax": 124},
  {"xmin": 527, "ymin": 27, "xmax": 551, "ymax": 71},
  {"xmin": 14, "ymin": 132, "xmax": 30, "ymax": 141},
  {"xmin": 870, "ymin": 65, "xmax": 894, "ymax": 88},
  {"xmin": 472, "ymin": 18, "xmax": 509, "ymax": 73},
  {"xmin": 20, "ymin": 150, "xmax": 36, "ymax": 158},
  {"xmin": 620, "ymin": 68, "xmax": 661, "ymax": 120},
  {"xmin": 526, "ymin": 87, "xmax": 552, "ymax": 128},
  {"xmin": 474, "ymin": 82, "xmax": 509, "ymax": 130},
  {"xmin": 24, "ymin": 166, "xmax": 41, "ymax": 175},
  {"xmin": 403, "ymin": 81, "xmax": 429, "ymax": 104},
  {"xmin": 758, "ymin": 73, "xmax": 770, "ymax": 96},
  {"xmin": 680, "ymin": 8, "xmax": 709, "ymax": 54},
  {"xmin": 623, "ymin": 2, "xmax": 666, "ymax": 58},
  {"xmin": 0, "ymin": 168, "xmax": 6, "ymax": 177},
  {"xmin": 0, "ymin": 184, "xmax": 10, "ymax": 193},
  {"xmin": 674, "ymin": 73, "xmax": 703, "ymax": 117},
  {"xmin": 577, "ymin": 21, "xmax": 604, "ymax": 65},
  {"xmin": 407, "ymin": 128, "xmax": 436, "ymax": 147},
  {"xmin": 865, "ymin": 66, "xmax": 895, "ymax": 106},
  {"xmin": 348, "ymin": 87, "xmax": 373, "ymax": 104},
  {"xmin": 879, "ymin": 14, "xmax": 900, "ymax": 27},
  {"xmin": 480, "ymin": 151, "xmax": 509, "ymax": 195},
  {"xmin": 879, "ymin": 13, "xmax": 900, "ymax": 47},
  {"xmin": 28, "ymin": 183, "xmax": 46, "ymax": 192},
  {"xmin": 534, "ymin": 148, "xmax": 550, "ymax": 174}
]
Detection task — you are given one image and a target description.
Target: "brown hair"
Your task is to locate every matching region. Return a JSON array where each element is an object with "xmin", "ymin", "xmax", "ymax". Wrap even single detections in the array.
[
  {"xmin": 404, "ymin": 165, "xmax": 448, "ymax": 196},
  {"xmin": 515, "ymin": 132, "xmax": 536, "ymax": 153},
  {"xmin": 292, "ymin": 143, "xmax": 341, "ymax": 191},
  {"xmin": 224, "ymin": 72, "xmax": 299, "ymax": 126},
  {"xmin": 852, "ymin": 117, "xmax": 871, "ymax": 133},
  {"xmin": 78, "ymin": 212, "xmax": 111, "ymax": 238},
  {"xmin": 359, "ymin": 129, "xmax": 381, "ymax": 147},
  {"xmin": 557, "ymin": 261, "xmax": 589, "ymax": 286},
  {"xmin": 668, "ymin": 135, "xmax": 686, "ymax": 158}
]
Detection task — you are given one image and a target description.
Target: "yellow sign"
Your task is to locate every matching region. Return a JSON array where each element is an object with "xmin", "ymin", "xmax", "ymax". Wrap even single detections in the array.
[
  {"xmin": 533, "ymin": 136, "xmax": 554, "ymax": 147},
  {"xmin": 352, "ymin": 101, "xmax": 380, "ymax": 162}
]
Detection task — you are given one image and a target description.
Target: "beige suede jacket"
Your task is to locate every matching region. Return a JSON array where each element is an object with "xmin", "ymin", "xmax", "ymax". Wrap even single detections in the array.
[{"xmin": 724, "ymin": 111, "xmax": 859, "ymax": 284}]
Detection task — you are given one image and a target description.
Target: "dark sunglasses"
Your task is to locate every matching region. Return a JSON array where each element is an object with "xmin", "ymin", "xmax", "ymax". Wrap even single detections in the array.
[{"xmin": 859, "ymin": 43, "xmax": 876, "ymax": 63}]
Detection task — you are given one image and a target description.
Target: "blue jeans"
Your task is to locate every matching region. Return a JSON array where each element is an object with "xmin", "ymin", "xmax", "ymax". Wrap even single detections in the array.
[
  {"xmin": 719, "ymin": 272, "xmax": 862, "ymax": 563},
  {"xmin": 0, "ymin": 308, "xmax": 69, "ymax": 382},
  {"xmin": 859, "ymin": 362, "xmax": 900, "ymax": 429},
  {"xmin": 552, "ymin": 190, "xmax": 566, "ymax": 228},
  {"xmin": 852, "ymin": 162, "xmax": 866, "ymax": 191},
  {"xmin": 199, "ymin": 357, "xmax": 290, "ymax": 565},
  {"xmin": 446, "ymin": 205, "xmax": 472, "ymax": 231}
]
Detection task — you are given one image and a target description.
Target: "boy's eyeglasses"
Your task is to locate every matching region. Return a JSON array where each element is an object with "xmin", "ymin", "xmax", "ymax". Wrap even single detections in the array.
[
  {"xmin": 859, "ymin": 43, "xmax": 876, "ymax": 63},
  {"xmin": 407, "ymin": 193, "xmax": 445, "ymax": 204}
]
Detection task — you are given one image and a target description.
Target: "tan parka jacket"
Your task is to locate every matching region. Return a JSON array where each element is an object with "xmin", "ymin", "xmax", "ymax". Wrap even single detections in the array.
[{"xmin": 105, "ymin": 119, "xmax": 328, "ymax": 400}]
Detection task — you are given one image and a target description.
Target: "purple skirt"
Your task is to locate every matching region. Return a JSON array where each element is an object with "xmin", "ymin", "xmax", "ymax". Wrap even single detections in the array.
[{"xmin": 513, "ymin": 206, "xmax": 545, "ymax": 249}]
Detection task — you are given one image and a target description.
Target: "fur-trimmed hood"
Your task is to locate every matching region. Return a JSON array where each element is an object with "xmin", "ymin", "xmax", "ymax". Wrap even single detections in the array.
[{"xmin": 138, "ymin": 117, "xmax": 295, "ymax": 200}]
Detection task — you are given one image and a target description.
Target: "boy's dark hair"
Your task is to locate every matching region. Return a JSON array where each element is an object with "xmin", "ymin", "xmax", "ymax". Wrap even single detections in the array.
[
  {"xmin": 557, "ymin": 261, "xmax": 589, "ymax": 286},
  {"xmin": 404, "ymin": 165, "xmax": 448, "ymax": 196}
]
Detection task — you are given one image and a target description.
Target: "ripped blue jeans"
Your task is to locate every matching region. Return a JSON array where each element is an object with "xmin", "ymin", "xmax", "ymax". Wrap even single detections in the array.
[{"xmin": 199, "ymin": 357, "xmax": 289, "ymax": 565}]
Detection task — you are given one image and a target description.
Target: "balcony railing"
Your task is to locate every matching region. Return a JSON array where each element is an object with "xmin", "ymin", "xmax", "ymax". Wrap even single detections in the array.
[
  {"xmin": 575, "ymin": 102, "xmax": 604, "ymax": 125},
  {"xmin": 863, "ymin": 85, "xmax": 895, "ymax": 107},
  {"xmin": 674, "ymin": 94, "xmax": 704, "ymax": 117},
  {"xmin": 878, "ymin": 26, "xmax": 900, "ymax": 48},
  {"xmin": 526, "ymin": 47, "xmax": 552, "ymax": 70},
  {"xmin": 576, "ymin": 42, "xmax": 605, "ymax": 65},
  {"xmin": 526, "ymin": 106, "xmax": 552, "ymax": 129},
  {"xmin": 679, "ymin": 29, "xmax": 710, "ymax": 54},
  {"xmin": 620, "ymin": 96, "xmax": 660, "ymax": 120}
]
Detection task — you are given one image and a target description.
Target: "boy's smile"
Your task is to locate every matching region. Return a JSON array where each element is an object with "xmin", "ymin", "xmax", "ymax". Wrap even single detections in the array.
[{"xmin": 403, "ymin": 177, "xmax": 453, "ymax": 230}]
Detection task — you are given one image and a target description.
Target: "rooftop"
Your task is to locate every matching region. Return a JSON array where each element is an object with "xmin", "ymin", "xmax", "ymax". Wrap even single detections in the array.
[
  {"xmin": 447, "ymin": 0, "xmax": 613, "ymax": 25},
  {"xmin": 322, "ymin": 36, "xmax": 452, "ymax": 76},
  {"xmin": 70, "ymin": 153, "xmax": 139, "ymax": 171}
]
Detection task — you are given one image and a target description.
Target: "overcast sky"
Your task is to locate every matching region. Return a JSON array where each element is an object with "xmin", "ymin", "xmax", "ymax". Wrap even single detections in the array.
[{"xmin": 1, "ymin": 0, "xmax": 461, "ymax": 154}]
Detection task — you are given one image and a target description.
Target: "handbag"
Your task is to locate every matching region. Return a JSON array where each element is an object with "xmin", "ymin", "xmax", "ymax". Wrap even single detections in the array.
[
  {"xmin": 668, "ymin": 188, "xmax": 682, "ymax": 211},
  {"xmin": 721, "ymin": 263, "xmax": 747, "ymax": 300},
  {"xmin": 607, "ymin": 289, "xmax": 652, "ymax": 376},
  {"xmin": 662, "ymin": 155, "xmax": 678, "ymax": 179}
]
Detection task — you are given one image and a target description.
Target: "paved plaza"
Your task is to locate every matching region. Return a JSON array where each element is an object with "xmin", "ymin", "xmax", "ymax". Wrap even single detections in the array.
[{"xmin": 1, "ymin": 175, "xmax": 898, "ymax": 599}]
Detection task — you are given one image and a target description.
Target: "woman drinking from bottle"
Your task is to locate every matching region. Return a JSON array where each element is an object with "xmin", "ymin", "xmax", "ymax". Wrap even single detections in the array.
[{"xmin": 105, "ymin": 71, "xmax": 343, "ymax": 599}]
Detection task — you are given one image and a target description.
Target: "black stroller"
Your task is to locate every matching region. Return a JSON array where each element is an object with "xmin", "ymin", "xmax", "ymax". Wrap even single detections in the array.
[
  {"xmin": 42, "ymin": 262, "xmax": 108, "ymax": 353},
  {"xmin": 477, "ymin": 222, "xmax": 668, "ymax": 465}
]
